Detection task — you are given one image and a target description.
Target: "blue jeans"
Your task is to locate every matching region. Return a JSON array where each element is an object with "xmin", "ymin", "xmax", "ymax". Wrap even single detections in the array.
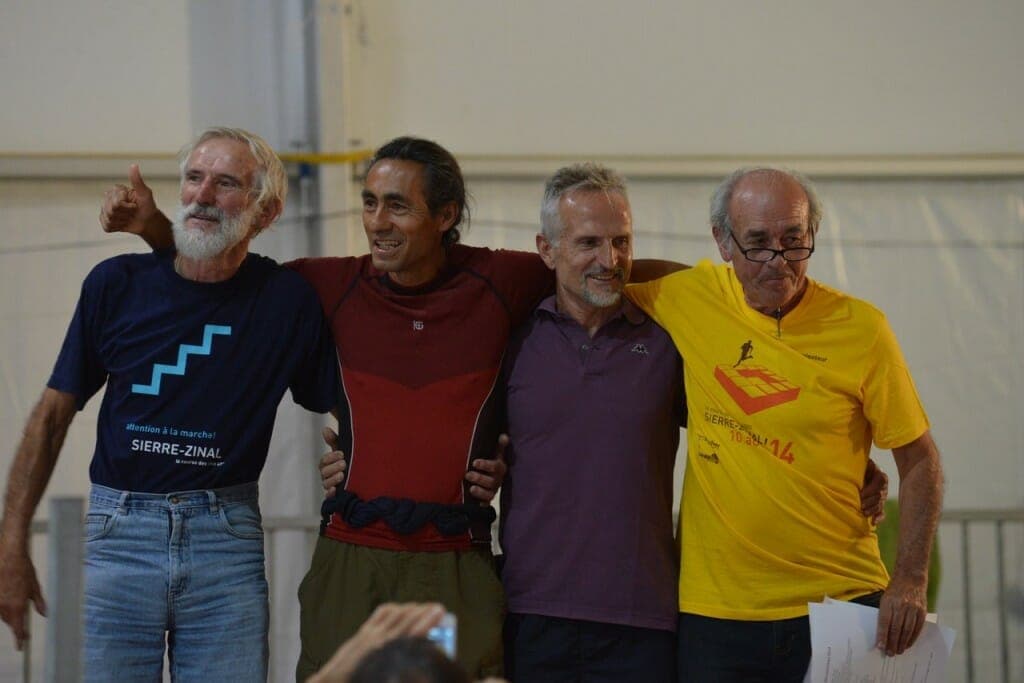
[{"xmin": 83, "ymin": 483, "xmax": 268, "ymax": 682}]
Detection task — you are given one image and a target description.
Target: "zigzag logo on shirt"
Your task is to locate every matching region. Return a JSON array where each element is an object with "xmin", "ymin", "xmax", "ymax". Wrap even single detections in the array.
[
  {"xmin": 131, "ymin": 324, "xmax": 232, "ymax": 396},
  {"xmin": 714, "ymin": 340, "xmax": 800, "ymax": 414}
]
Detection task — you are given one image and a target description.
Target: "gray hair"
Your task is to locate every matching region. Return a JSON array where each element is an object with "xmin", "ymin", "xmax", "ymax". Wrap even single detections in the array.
[
  {"xmin": 540, "ymin": 163, "xmax": 628, "ymax": 244},
  {"xmin": 709, "ymin": 167, "xmax": 822, "ymax": 247},
  {"xmin": 177, "ymin": 127, "xmax": 287, "ymax": 233}
]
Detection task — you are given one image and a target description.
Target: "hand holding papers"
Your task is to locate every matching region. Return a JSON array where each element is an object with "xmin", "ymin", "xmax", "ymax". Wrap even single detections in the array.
[{"xmin": 804, "ymin": 598, "xmax": 955, "ymax": 683}]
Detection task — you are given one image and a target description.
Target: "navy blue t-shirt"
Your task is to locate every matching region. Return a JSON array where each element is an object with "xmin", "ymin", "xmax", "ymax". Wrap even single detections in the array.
[{"xmin": 48, "ymin": 250, "xmax": 339, "ymax": 493}]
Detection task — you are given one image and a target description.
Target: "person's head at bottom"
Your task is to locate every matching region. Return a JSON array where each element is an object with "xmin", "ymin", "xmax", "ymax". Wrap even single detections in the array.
[{"xmin": 349, "ymin": 636, "xmax": 469, "ymax": 683}]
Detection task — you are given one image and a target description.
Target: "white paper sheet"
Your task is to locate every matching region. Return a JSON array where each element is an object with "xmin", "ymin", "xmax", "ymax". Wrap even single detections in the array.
[{"xmin": 803, "ymin": 598, "xmax": 955, "ymax": 683}]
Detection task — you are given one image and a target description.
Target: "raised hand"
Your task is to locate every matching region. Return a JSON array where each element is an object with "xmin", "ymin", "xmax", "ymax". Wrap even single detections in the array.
[
  {"xmin": 308, "ymin": 602, "xmax": 445, "ymax": 683},
  {"xmin": 100, "ymin": 164, "xmax": 157, "ymax": 235}
]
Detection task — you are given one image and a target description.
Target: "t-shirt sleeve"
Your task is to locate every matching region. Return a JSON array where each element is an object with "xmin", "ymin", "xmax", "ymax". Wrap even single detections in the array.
[
  {"xmin": 47, "ymin": 267, "xmax": 110, "ymax": 410},
  {"xmin": 861, "ymin": 315, "xmax": 929, "ymax": 449},
  {"xmin": 287, "ymin": 286, "xmax": 341, "ymax": 414},
  {"xmin": 285, "ymin": 256, "xmax": 362, "ymax": 318},
  {"xmin": 625, "ymin": 276, "xmax": 670, "ymax": 325},
  {"xmin": 489, "ymin": 249, "xmax": 555, "ymax": 326}
]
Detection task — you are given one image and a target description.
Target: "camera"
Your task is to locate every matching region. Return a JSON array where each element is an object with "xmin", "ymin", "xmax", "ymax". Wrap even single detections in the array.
[{"xmin": 426, "ymin": 611, "xmax": 457, "ymax": 658}]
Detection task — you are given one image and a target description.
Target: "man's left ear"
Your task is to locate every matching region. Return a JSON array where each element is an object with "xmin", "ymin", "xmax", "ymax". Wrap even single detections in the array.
[
  {"xmin": 436, "ymin": 202, "xmax": 458, "ymax": 234},
  {"xmin": 254, "ymin": 199, "xmax": 283, "ymax": 235},
  {"xmin": 536, "ymin": 233, "xmax": 557, "ymax": 270},
  {"xmin": 713, "ymin": 228, "xmax": 733, "ymax": 262}
]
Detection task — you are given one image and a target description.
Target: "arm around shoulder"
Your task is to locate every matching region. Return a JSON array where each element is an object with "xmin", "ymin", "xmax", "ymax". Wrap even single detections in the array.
[{"xmin": 631, "ymin": 258, "xmax": 689, "ymax": 283}]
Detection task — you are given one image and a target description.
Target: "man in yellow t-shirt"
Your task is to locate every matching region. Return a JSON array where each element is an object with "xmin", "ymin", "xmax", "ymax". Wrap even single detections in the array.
[{"xmin": 627, "ymin": 168, "xmax": 944, "ymax": 681}]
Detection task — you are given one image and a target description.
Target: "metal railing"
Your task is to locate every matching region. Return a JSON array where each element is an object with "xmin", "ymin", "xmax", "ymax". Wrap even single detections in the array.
[
  {"xmin": 16, "ymin": 505, "xmax": 1024, "ymax": 682},
  {"xmin": 939, "ymin": 509, "xmax": 1024, "ymax": 683}
]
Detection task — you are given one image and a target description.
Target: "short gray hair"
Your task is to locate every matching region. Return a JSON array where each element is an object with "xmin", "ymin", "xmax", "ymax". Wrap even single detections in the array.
[
  {"xmin": 178, "ymin": 127, "xmax": 287, "ymax": 233},
  {"xmin": 709, "ymin": 167, "xmax": 822, "ymax": 245},
  {"xmin": 540, "ymin": 163, "xmax": 628, "ymax": 243}
]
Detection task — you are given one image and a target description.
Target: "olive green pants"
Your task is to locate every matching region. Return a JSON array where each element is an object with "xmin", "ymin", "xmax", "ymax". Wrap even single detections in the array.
[{"xmin": 296, "ymin": 537, "xmax": 505, "ymax": 681}]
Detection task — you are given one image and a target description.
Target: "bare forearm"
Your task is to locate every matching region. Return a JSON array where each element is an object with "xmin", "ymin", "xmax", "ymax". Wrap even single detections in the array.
[
  {"xmin": 873, "ymin": 432, "xmax": 943, "ymax": 654},
  {"xmin": 891, "ymin": 437, "xmax": 943, "ymax": 586},
  {"xmin": 142, "ymin": 211, "xmax": 174, "ymax": 251},
  {"xmin": 1, "ymin": 390, "xmax": 76, "ymax": 547}
]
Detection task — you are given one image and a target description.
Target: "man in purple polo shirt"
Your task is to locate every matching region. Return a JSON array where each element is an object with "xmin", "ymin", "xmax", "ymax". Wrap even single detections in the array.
[{"xmin": 498, "ymin": 163, "xmax": 684, "ymax": 681}]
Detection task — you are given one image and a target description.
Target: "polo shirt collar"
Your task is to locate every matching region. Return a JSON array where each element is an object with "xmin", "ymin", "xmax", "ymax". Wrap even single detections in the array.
[{"xmin": 536, "ymin": 294, "xmax": 647, "ymax": 327}]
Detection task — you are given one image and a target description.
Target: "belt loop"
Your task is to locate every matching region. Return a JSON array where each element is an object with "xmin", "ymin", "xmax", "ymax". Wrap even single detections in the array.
[
  {"xmin": 207, "ymin": 489, "xmax": 219, "ymax": 514},
  {"xmin": 117, "ymin": 491, "xmax": 130, "ymax": 514}
]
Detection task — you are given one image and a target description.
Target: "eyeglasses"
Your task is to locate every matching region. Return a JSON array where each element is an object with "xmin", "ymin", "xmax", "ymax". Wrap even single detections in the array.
[{"xmin": 728, "ymin": 230, "xmax": 815, "ymax": 263}]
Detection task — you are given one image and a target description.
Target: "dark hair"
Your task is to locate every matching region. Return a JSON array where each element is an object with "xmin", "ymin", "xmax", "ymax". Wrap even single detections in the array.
[
  {"xmin": 367, "ymin": 136, "xmax": 470, "ymax": 247},
  {"xmin": 348, "ymin": 637, "xmax": 470, "ymax": 683}
]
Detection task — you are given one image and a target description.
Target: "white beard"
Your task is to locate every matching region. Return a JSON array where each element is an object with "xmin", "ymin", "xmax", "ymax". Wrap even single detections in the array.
[{"xmin": 172, "ymin": 202, "xmax": 256, "ymax": 260}]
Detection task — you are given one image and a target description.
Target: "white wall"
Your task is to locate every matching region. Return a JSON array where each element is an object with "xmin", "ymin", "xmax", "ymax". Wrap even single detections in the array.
[
  {"xmin": 5, "ymin": 1, "xmax": 1023, "ymax": 157},
  {"xmin": 341, "ymin": 0, "xmax": 1024, "ymax": 156},
  {"xmin": 0, "ymin": 1, "xmax": 191, "ymax": 152}
]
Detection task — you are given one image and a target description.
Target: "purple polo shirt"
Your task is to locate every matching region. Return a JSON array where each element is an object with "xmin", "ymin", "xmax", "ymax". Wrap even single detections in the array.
[{"xmin": 499, "ymin": 296, "xmax": 683, "ymax": 632}]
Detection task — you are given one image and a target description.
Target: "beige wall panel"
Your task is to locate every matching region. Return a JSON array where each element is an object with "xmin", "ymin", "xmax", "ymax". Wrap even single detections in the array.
[
  {"xmin": 1, "ymin": 1, "xmax": 191, "ymax": 152},
  {"xmin": 345, "ymin": 0, "xmax": 1024, "ymax": 156}
]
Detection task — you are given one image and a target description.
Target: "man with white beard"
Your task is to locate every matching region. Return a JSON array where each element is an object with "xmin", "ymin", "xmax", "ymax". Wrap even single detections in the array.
[{"xmin": 0, "ymin": 127, "xmax": 340, "ymax": 682}]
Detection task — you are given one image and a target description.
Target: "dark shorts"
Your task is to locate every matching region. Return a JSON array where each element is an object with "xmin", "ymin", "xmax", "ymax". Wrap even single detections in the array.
[
  {"xmin": 505, "ymin": 612, "xmax": 676, "ymax": 683},
  {"xmin": 296, "ymin": 537, "xmax": 505, "ymax": 681},
  {"xmin": 677, "ymin": 592, "xmax": 884, "ymax": 682}
]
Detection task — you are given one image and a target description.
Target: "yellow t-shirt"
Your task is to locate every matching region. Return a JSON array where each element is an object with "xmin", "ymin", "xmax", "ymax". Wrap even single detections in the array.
[{"xmin": 627, "ymin": 261, "xmax": 929, "ymax": 620}]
